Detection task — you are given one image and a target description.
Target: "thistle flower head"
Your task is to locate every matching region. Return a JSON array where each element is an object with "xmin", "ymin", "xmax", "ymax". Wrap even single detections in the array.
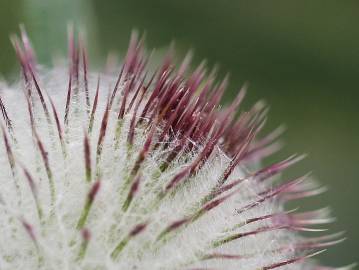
[{"xmin": 0, "ymin": 29, "xmax": 351, "ymax": 270}]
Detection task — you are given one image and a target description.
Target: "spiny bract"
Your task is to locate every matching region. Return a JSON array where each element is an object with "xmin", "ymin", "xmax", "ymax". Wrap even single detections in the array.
[{"xmin": 0, "ymin": 29, "xmax": 349, "ymax": 270}]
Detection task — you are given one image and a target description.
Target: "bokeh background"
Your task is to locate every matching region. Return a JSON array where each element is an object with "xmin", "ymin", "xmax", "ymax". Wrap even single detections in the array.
[{"xmin": 0, "ymin": 0, "xmax": 358, "ymax": 266}]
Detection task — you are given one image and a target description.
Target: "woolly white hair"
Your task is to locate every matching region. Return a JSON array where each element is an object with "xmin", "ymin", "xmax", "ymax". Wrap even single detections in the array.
[{"xmin": 0, "ymin": 30, "xmax": 349, "ymax": 270}]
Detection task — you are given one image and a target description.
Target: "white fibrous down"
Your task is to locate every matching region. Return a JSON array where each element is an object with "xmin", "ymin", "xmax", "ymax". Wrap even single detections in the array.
[{"xmin": 0, "ymin": 32, "xmax": 347, "ymax": 270}]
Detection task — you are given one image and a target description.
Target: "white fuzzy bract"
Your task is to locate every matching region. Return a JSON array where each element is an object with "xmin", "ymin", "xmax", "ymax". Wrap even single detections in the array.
[{"xmin": 0, "ymin": 32, "xmax": 347, "ymax": 270}]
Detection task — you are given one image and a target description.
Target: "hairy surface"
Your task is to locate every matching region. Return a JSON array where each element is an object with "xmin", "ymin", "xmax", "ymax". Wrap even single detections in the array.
[{"xmin": 0, "ymin": 30, "xmax": 349, "ymax": 270}]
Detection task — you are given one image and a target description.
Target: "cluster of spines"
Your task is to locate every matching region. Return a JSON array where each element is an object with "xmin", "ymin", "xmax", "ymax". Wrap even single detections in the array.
[{"xmin": 0, "ymin": 28, "xmax": 351, "ymax": 270}]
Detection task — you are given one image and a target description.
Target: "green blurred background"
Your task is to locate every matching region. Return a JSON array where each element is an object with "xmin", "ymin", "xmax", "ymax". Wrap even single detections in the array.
[{"xmin": 0, "ymin": 0, "xmax": 358, "ymax": 266}]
